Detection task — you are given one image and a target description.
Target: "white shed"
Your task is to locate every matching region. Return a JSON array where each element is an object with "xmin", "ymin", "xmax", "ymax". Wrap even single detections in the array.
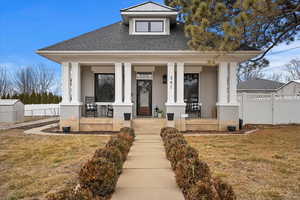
[{"xmin": 0, "ymin": 99, "xmax": 24, "ymax": 123}]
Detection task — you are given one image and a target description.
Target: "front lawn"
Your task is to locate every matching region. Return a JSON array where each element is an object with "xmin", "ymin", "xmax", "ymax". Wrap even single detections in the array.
[
  {"xmin": 185, "ymin": 126, "xmax": 300, "ymax": 200},
  {"xmin": 0, "ymin": 129, "xmax": 109, "ymax": 200}
]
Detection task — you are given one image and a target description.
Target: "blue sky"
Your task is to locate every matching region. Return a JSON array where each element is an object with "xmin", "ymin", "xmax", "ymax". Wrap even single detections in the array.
[{"xmin": 0, "ymin": 0, "xmax": 299, "ymax": 82}]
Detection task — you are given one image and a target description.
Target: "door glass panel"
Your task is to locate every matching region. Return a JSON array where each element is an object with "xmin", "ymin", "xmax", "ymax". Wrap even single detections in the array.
[
  {"xmin": 139, "ymin": 82, "xmax": 150, "ymax": 107},
  {"xmin": 137, "ymin": 80, "xmax": 152, "ymax": 116}
]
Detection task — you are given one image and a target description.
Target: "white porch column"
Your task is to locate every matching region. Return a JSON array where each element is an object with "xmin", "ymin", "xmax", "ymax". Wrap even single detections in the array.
[
  {"xmin": 217, "ymin": 62, "xmax": 229, "ymax": 105},
  {"xmin": 229, "ymin": 62, "xmax": 238, "ymax": 105},
  {"xmin": 176, "ymin": 62, "xmax": 185, "ymax": 104},
  {"xmin": 71, "ymin": 62, "xmax": 81, "ymax": 104},
  {"xmin": 124, "ymin": 63, "xmax": 132, "ymax": 104},
  {"xmin": 167, "ymin": 62, "xmax": 175, "ymax": 104},
  {"xmin": 199, "ymin": 72, "xmax": 202, "ymax": 103},
  {"xmin": 114, "ymin": 63, "xmax": 123, "ymax": 104},
  {"xmin": 61, "ymin": 62, "xmax": 71, "ymax": 104}
]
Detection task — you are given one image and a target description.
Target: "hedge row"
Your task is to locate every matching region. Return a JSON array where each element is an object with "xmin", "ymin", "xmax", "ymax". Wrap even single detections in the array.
[
  {"xmin": 47, "ymin": 127, "xmax": 135, "ymax": 200},
  {"xmin": 160, "ymin": 127, "xmax": 236, "ymax": 200}
]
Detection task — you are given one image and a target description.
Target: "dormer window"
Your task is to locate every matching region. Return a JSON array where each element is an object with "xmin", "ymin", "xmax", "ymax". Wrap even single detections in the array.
[
  {"xmin": 121, "ymin": 2, "xmax": 178, "ymax": 36},
  {"xmin": 135, "ymin": 20, "xmax": 164, "ymax": 33},
  {"xmin": 132, "ymin": 18, "xmax": 167, "ymax": 35}
]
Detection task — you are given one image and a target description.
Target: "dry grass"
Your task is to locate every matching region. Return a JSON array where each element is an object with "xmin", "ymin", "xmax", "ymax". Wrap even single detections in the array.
[
  {"xmin": 185, "ymin": 126, "xmax": 300, "ymax": 200},
  {"xmin": 0, "ymin": 129, "xmax": 109, "ymax": 200},
  {"xmin": 0, "ymin": 117, "xmax": 49, "ymax": 127},
  {"xmin": 23, "ymin": 116, "xmax": 50, "ymax": 122}
]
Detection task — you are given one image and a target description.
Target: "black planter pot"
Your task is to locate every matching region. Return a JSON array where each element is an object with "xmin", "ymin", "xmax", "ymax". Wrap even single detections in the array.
[
  {"xmin": 239, "ymin": 119, "xmax": 243, "ymax": 130},
  {"xmin": 124, "ymin": 113, "xmax": 131, "ymax": 121},
  {"xmin": 227, "ymin": 126, "xmax": 236, "ymax": 132},
  {"xmin": 167, "ymin": 113, "xmax": 174, "ymax": 121},
  {"xmin": 62, "ymin": 126, "xmax": 71, "ymax": 133}
]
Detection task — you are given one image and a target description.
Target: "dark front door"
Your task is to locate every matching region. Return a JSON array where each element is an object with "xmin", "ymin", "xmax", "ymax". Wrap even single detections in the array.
[{"xmin": 137, "ymin": 80, "xmax": 152, "ymax": 116}]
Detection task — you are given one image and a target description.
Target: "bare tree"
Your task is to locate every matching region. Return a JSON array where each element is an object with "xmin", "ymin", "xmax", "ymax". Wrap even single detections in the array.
[
  {"xmin": 34, "ymin": 64, "xmax": 55, "ymax": 93},
  {"xmin": 13, "ymin": 66, "xmax": 35, "ymax": 94},
  {"xmin": 13, "ymin": 64, "xmax": 55, "ymax": 94},
  {"xmin": 286, "ymin": 59, "xmax": 300, "ymax": 81},
  {"xmin": 237, "ymin": 59, "xmax": 269, "ymax": 82},
  {"xmin": 0, "ymin": 65, "xmax": 11, "ymax": 97}
]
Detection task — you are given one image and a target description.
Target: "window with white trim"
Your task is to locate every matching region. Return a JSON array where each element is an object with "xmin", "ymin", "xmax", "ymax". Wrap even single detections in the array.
[{"xmin": 135, "ymin": 20, "xmax": 164, "ymax": 33}]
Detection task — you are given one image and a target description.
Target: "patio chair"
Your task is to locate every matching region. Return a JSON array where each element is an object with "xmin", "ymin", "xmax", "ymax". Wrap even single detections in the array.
[
  {"xmin": 186, "ymin": 102, "xmax": 201, "ymax": 118},
  {"xmin": 107, "ymin": 105, "xmax": 113, "ymax": 118},
  {"xmin": 85, "ymin": 96, "xmax": 97, "ymax": 117}
]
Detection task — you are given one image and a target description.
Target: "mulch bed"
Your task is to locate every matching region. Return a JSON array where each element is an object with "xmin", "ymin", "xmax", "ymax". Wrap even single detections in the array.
[
  {"xmin": 43, "ymin": 126, "xmax": 117, "ymax": 135},
  {"xmin": 182, "ymin": 127, "xmax": 256, "ymax": 135}
]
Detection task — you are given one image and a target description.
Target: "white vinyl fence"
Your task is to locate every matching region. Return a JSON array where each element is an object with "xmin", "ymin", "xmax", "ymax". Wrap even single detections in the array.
[
  {"xmin": 24, "ymin": 104, "xmax": 60, "ymax": 117},
  {"xmin": 238, "ymin": 93, "xmax": 300, "ymax": 124}
]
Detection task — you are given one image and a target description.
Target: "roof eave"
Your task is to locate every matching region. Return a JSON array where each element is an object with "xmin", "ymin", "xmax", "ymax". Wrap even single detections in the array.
[{"xmin": 36, "ymin": 50, "xmax": 262, "ymax": 64}]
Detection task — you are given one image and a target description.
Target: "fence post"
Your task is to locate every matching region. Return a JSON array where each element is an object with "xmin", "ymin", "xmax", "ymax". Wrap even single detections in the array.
[
  {"xmin": 241, "ymin": 93, "xmax": 246, "ymax": 123},
  {"xmin": 271, "ymin": 93, "xmax": 275, "ymax": 125}
]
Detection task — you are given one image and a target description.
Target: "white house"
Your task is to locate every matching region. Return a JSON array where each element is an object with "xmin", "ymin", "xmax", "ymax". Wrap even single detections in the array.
[{"xmin": 37, "ymin": 1, "xmax": 260, "ymax": 132}]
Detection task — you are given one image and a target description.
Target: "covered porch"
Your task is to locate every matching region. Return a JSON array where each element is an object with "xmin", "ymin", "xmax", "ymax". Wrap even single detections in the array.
[{"xmin": 58, "ymin": 54, "xmax": 241, "ymax": 132}]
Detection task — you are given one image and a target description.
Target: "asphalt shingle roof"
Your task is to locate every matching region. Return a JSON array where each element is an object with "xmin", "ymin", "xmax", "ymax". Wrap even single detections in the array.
[
  {"xmin": 39, "ymin": 22, "xmax": 258, "ymax": 52},
  {"xmin": 238, "ymin": 78, "xmax": 284, "ymax": 90}
]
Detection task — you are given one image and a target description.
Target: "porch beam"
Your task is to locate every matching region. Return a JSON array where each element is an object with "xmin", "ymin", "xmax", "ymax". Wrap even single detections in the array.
[
  {"xmin": 124, "ymin": 63, "xmax": 132, "ymax": 104},
  {"xmin": 217, "ymin": 62, "xmax": 229, "ymax": 105},
  {"xmin": 71, "ymin": 62, "xmax": 81, "ymax": 104},
  {"xmin": 114, "ymin": 62, "xmax": 123, "ymax": 104},
  {"xmin": 61, "ymin": 62, "xmax": 71, "ymax": 104},
  {"xmin": 167, "ymin": 62, "xmax": 175, "ymax": 104},
  {"xmin": 176, "ymin": 62, "xmax": 185, "ymax": 104}
]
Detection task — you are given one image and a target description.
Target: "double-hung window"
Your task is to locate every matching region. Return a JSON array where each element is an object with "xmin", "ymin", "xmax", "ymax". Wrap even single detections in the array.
[
  {"xmin": 94, "ymin": 74, "xmax": 115, "ymax": 102},
  {"xmin": 135, "ymin": 20, "xmax": 164, "ymax": 33}
]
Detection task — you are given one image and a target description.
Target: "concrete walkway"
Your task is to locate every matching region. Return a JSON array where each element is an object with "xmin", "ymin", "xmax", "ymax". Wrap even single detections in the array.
[
  {"xmin": 0, "ymin": 117, "xmax": 59, "ymax": 131},
  {"xmin": 112, "ymin": 133, "xmax": 184, "ymax": 200}
]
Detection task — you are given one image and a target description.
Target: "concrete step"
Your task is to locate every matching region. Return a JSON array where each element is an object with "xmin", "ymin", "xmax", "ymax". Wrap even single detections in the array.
[{"xmin": 132, "ymin": 119, "xmax": 166, "ymax": 134}]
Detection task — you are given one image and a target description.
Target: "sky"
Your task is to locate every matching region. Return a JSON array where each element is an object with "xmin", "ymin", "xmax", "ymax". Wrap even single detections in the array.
[{"xmin": 1, "ymin": 0, "xmax": 300, "ymax": 84}]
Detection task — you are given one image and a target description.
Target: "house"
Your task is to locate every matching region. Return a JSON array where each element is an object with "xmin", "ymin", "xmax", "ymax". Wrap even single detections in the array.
[
  {"xmin": 238, "ymin": 78, "xmax": 284, "ymax": 94},
  {"xmin": 277, "ymin": 80, "xmax": 300, "ymax": 96},
  {"xmin": 238, "ymin": 79, "xmax": 300, "ymax": 96},
  {"xmin": 37, "ymin": 1, "xmax": 260, "ymax": 132}
]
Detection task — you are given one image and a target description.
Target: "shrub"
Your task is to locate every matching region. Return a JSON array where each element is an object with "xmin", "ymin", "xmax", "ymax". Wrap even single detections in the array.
[
  {"xmin": 213, "ymin": 178, "xmax": 237, "ymax": 200},
  {"xmin": 46, "ymin": 188, "xmax": 94, "ymax": 200},
  {"xmin": 175, "ymin": 157, "xmax": 212, "ymax": 192},
  {"xmin": 106, "ymin": 136, "xmax": 130, "ymax": 161},
  {"xmin": 118, "ymin": 132, "xmax": 134, "ymax": 145},
  {"xmin": 93, "ymin": 147, "xmax": 123, "ymax": 174},
  {"xmin": 120, "ymin": 127, "xmax": 135, "ymax": 139},
  {"xmin": 79, "ymin": 157, "xmax": 118, "ymax": 197},
  {"xmin": 163, "ymin": 133, "xmax": 184, "ymax": 145},
  {"xmin": 165, "ymin": 136, "xmax": 186, "ymax": 149},
  {"xmin": 160, "ymin": 127, "xmax": 179, "ymax": 139},
  {"xmin": 46, "ymin": 189, "xmax": 73, "ymax": 200},
  {"xmin": 168, "ymin": 145, "xmax": 198, "ymax": 169},
  {"xmin": 186, "ymin": 180, "xmax": 220, "ymax": 200},
  {"xmin": 165, "ymin": 137, "xmax": 188, "ymax": 159}
]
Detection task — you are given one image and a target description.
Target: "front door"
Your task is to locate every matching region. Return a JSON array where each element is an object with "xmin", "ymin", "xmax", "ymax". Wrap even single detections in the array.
[{"xmin": 137, "ymin": 80, "xmax": 152, "ymax": 116}]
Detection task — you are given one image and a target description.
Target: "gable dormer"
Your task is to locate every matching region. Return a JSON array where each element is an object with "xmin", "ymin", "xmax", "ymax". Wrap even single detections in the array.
[{"xmin": 120, "ymin": 1, "xmax": 178, "ymax": 35}]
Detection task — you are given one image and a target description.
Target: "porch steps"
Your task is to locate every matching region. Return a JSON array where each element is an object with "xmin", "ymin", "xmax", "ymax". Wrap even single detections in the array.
[
  {"xmin": 79, "ymin": 118, "xmax": 113, "ymax": 132},
  {"xmin": 132, "ymin": 118, "xmax": 166, "ymax": 134},
  {"xmin": 185, "ymin": 119, "xmax": 219, "ymax": 131}
]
